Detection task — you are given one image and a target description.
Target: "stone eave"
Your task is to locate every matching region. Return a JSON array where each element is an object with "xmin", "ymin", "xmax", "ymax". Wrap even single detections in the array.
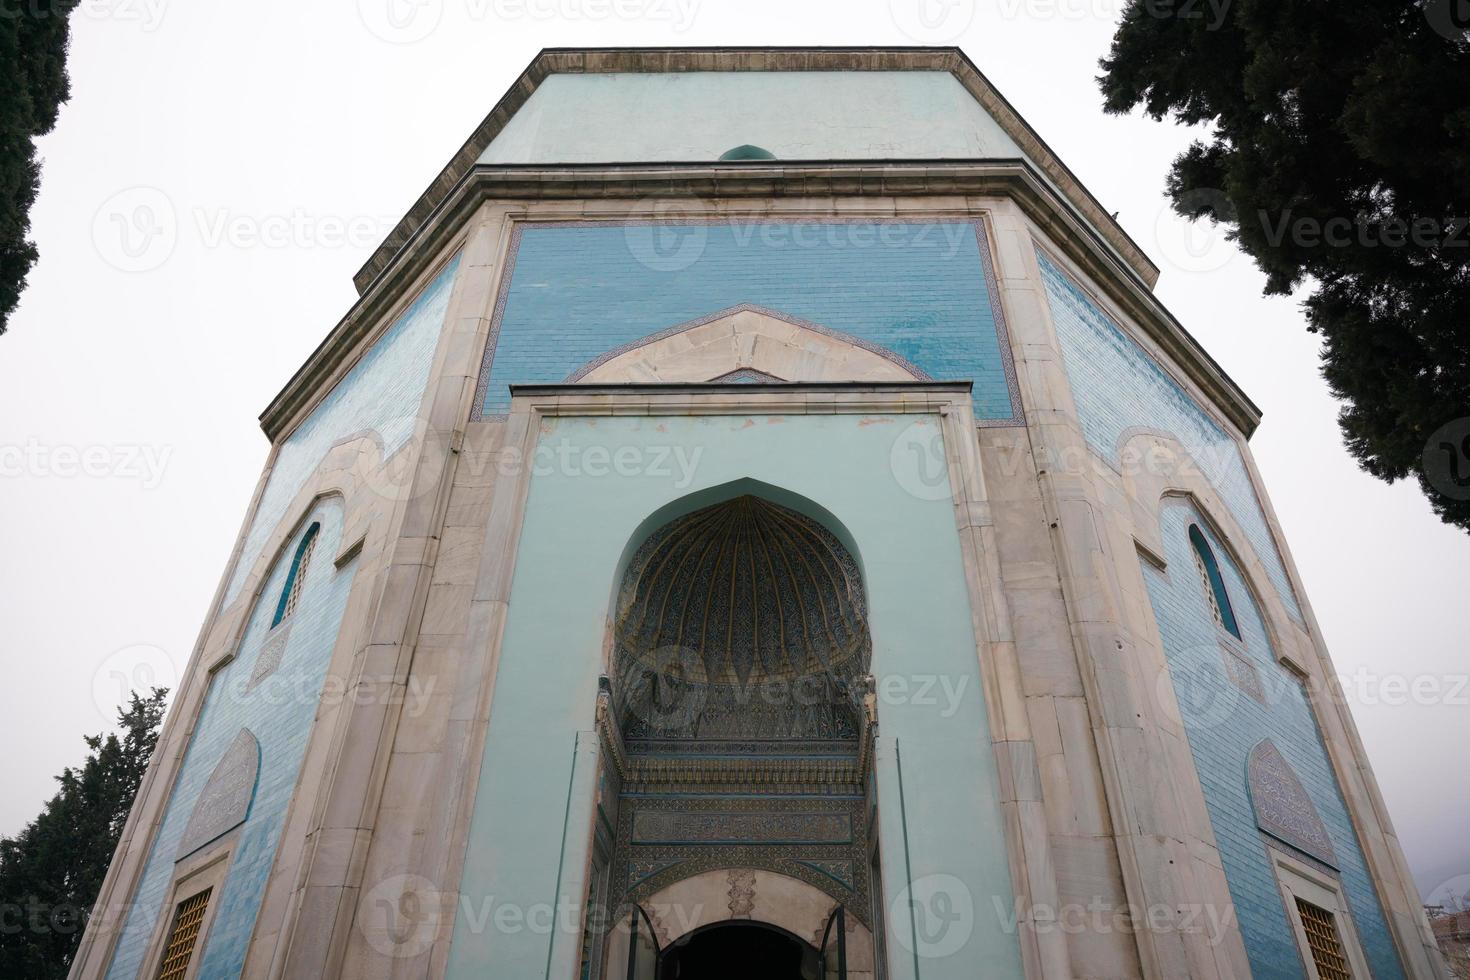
[
  {"xmin": 349, "ymin": 46, "xmax": 1161, "ymax": 295},
  {"xmin": 260, "ymin": 163, "xmax": 1260, "ymax": 443}
]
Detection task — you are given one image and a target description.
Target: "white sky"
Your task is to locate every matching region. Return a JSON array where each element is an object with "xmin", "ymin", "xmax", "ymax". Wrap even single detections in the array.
[{"xmin": 0, "ymin": 0, "xmax": 1465, "ymax": 904}]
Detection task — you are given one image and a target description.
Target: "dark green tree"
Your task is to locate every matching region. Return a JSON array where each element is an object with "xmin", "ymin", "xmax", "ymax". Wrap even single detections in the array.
[
  {"xmin": 0, "ymin": 688, "xmax": 168, "ymax": 978},
  {"xmin": 1, "ymin": 0, "xmax": 81, "ymax": 333},
  {"xmin": 1099, "ymin": 0, "xmax": 1470, "ymax": 531}
]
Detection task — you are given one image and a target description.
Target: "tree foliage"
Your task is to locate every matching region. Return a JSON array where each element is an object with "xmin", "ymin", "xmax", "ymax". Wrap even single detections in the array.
[
  {"xmin": 1099, "ymin": 0, "xmax": 1470, "ymax": 531},
  {"xmin": 0, "ymin": 0, "xmax": 80, "ymax": 333},
  {"xmin": 0, "ymin": 688, "xmax": 168, "ymax": 978}
]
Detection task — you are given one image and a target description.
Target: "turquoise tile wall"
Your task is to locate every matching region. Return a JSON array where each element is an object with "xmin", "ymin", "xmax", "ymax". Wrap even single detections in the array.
[
  {"xmin": 222, "ymin": 255, "xmax": 460, "ymax": 608},
  {"xmin": 471, "ymin": 221, "xmax": 1020, "ymax": 421},
  {"xmin": 1036, "ymin": 250, "xmax": 1302, "ymax": 621},
  {"xmin": 1142, "ymin": 501, "xmax": 1402, "ymax": 979},
  {"xmin": 105, "ymin": 500, "xmax": 358, "ymax": 980}
]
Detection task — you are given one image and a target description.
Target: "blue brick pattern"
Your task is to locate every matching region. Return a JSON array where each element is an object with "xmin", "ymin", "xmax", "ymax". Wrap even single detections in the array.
[
  {"xmin": 472, "ymin": 221, "xmax": 1019, "ymax": 420},
  {"xmin": 1141, "ymin": 501, "xmax": 1402, "ymax": 980},
  {"xmin": 1036, "ymin": 250, "xmax": 1302, "ymax": 621},
  {"xmin": 222, "ymin": 255, "xmax": 461, "ymax": 608},
  {"xmin": 105, "ymin": 500, "xmax": 358, "ymax": 980}
]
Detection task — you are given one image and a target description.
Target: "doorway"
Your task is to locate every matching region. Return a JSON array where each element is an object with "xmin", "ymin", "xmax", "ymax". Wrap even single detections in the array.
[{"xmin": 659, "ymin": 921, "xmax": 815, "ymax": 980}]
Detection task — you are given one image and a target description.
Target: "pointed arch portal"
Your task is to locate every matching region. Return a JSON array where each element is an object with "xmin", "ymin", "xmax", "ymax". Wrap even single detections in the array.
[
  {"xmin": 449, "ymin": 408, "xmax": 1025, "ymax": 979},
  {"xmin": 584, "ymin": 488, "xmax": 880, "ymax": 978}
]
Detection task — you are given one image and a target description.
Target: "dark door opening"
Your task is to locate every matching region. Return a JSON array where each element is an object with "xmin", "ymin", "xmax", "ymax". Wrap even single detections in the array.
[{"xmin": 659, "ymin": 921, "xmax": 816, "ymax": 980}]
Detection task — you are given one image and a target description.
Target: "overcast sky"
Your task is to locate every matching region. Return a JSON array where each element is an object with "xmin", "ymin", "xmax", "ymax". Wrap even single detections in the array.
[{"xmin": 1, "ymin": 0, "xmax": 1465, "ymax": 904}]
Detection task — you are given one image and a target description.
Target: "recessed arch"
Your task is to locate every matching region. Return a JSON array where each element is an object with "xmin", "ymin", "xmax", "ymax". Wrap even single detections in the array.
[
  {"xmin": 606, "ymin": 478, "xmax": 868, "ymax": 615},
  {"xmin": 1118, "ymin": 427, "xmax": 1300, "ymax": 668},
  {"xmin": 612, "ymin": 492, "xmax": 871, "ymax": 741},
  {"xmin": 1155, "ymin": 489, "xmax": 1288, "ymax": 665}
]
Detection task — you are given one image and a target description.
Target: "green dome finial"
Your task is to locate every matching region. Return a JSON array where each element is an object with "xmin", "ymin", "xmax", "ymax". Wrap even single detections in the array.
[{"xmin": 718, "ymin": 144, "xmax": 777, "ymax": 161}]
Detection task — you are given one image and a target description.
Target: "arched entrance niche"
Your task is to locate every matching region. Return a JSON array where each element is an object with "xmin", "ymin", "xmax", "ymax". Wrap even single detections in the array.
[
  {"xmin": 584, "ymin": 486, "xmax": 884, "ymax": 979},
  {"xmin": 603, "ymin": 477, "xmax": 870, "ymax": 614},
  {"xmin": 612, "ymin": 492, "xmax": 870, "ymax": 742}
]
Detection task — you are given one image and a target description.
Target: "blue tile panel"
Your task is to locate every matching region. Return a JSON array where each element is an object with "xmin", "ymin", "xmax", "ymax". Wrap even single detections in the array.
[
  {"xmin": 1036, "ymin": 250, "xmax": 1302, "ymax": 621},
  {"xmin": 471, "ymin": 221, "xmax": 1020, "ymax": 421},
  {"xmin": 105, "ymin": 500, "xmax": 358, "ymax": 980},
  {"xmin": 222, "ymin": 255, "xmax": 461, "ymax": 608},
  {"xmin": 1141, "ymin": 501, "xmax": 1403, "ymax": 980}
]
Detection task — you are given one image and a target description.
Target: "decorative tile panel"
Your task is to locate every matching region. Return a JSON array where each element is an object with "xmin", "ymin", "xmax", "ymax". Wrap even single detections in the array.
[
  {"xmin": 471, "ymin": 220, "xmax": 1021, "ymax": 423},
  {"xmin": 1221, "ymin": 644, "xmax": 1267, "ymax": 705},
  {"xmin": 175, "ymin": 728, "xmax": 259, "ymax": 859},
  {"xmin": 615, "ymin": 797, "xmax": 871, "ymax": 929},
  {"xmin": 1249, "ymin": 740, "xmax": 1338, "ymax": 867},
  {"xmin": 244, "ymin": 627, "xmax": 288, "ymax": 693}
]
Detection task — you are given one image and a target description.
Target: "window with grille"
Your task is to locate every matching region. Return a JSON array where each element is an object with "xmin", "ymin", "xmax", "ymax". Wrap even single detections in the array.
[
  {"xmin": 155, "ymin": 888, "xmax": 211, "ymax": 980},
  {"xmin": 271, "ymin": 523, "xmax": 320, "ymax": 627},
  {"xmin": 1188, "ymin": 524, "xmax": 1241, "ymax": 639},
  {"xmin": 1295, "ymin": 897, "xmax": 1352, "ymax": 980}
]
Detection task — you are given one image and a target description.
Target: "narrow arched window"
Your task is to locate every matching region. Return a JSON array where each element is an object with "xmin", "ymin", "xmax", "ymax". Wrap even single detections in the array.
[
  {"xmin": 1189, "ymin": 524, "xmax": 1241, "ymax": 639},
  {"xmin": 271, "ymin": 523, "xmax": 320, "ymax": 627}
]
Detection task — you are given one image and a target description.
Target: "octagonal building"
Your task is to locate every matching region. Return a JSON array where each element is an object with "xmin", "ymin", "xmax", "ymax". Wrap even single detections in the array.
[{"xmin": 72, "ymin": 47, "xmax": 1447, "ymax": 980}]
